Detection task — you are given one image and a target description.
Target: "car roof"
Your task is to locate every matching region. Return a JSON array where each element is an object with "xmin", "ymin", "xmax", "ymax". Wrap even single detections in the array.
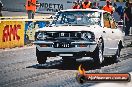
[{"xmin": 60, "ymin": 9, "xmax": 107, "ymax": 13}]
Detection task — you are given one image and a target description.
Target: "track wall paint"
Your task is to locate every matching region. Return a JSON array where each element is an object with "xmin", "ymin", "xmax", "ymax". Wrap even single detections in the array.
[{"xmin": 24, "ymin": 21, "xmax": 46, "ymax": 44}]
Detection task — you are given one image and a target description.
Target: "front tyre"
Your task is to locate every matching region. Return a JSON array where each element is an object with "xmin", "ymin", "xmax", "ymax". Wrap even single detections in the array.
[{"xmin": 36, "ymin": 48, "xmax": 47, "ymax": 64}]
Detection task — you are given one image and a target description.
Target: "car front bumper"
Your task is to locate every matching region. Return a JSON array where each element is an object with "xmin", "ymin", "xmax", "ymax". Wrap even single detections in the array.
[{"xmin": 34, "ymin": 41, "xmax": 97, "ymax": 53}]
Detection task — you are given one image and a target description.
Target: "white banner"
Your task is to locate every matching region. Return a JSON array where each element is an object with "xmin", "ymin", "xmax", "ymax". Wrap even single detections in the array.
[{"xmin": 36, "ymin": 0, "xmax": 75, "ymax": 13}]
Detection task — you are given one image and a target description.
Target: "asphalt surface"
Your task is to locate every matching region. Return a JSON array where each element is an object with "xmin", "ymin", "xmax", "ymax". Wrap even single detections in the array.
[{"xmin": 0, "ymin": 36, "xmax": 132, "ymax": 87}]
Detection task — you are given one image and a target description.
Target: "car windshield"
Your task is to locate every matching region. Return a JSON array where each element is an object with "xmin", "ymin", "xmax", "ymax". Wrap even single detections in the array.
[{"xmin": 51, "ymin": 11, "xmax": 101, "ymax": 26}]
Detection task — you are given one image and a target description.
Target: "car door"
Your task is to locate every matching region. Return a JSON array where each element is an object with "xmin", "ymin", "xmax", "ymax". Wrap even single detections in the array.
[
  {"xmin": 109, "ymin": 14, "xmax": 123, "ymax": 49},
  {"xmin": 102, "ymin": 12, "xmax": 116, "ymax": 55}
]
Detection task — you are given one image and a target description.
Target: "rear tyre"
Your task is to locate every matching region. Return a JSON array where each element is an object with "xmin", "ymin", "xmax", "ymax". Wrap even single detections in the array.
[
  {"xmin": 93, "ymin": 39, "xmax": 104, "ymax": 65},
  {"xmin": 112, "ymin": 46, "xmax": 121, "ymax": 63},
  {"xmin": 36, "ymin": 48, "xmax": 47, "ymax": 64}
]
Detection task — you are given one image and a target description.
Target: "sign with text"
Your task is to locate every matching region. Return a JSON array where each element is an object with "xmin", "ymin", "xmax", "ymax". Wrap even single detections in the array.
[
  {"xmin": 36, "ymin": 0, "xmax": 75, "ymax": 13},
  {"xmin": 76, "ymin": 65, "xmax": 131, "ymax": 84},
  {"xmin": 0, "ymin": 21, "xmax": 24, "ymax": 49}
]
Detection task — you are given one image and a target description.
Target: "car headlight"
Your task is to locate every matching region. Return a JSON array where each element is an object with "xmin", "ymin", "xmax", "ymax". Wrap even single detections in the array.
[
  {"xmin": 81, "ymin": 32, "xmax": 95, "ymax": 40},
  {"xmin": 36, "ymin": 32, "xmax": 47, "ymax": 40}
]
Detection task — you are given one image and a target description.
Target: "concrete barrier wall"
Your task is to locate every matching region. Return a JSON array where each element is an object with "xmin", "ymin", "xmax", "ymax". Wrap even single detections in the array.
[{"xmin": 0, "ymin": 19, "xmax": 50, "ymax": 49}]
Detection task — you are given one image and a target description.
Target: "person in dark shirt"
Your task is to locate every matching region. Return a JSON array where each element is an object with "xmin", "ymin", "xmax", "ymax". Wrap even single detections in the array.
[
  {"xmin": 0, "ymin": 0, "xmax": 3, "ymax": 16},
  {"xmin": 124, "ymin": 2, "xmax": 132, "ymax": 36},
  {"xmin": 117, "ymin": 6, "xmax": 124, "ymax": 20},
  {"xmin": 92, "ymin": 2, "xmax": 99, "ymax": 9},
  {"xmin": 130, "ymin": 3, "xmax": 132, "ymax": 27}
]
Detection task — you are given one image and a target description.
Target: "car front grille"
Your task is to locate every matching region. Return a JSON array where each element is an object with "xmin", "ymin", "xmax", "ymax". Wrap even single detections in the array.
[
  {"xmin": 35, "ymin": 31, "xmax": 95, "ymax": 41},
  {"xmin": 44, "ymin": 32, "xmax": 82, "ymax": 40}
]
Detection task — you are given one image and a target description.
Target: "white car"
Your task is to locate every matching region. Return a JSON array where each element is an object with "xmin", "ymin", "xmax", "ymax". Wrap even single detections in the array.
[{"xmin": 34, "ymin": 9, "xmax": 124, "ymax": 64}]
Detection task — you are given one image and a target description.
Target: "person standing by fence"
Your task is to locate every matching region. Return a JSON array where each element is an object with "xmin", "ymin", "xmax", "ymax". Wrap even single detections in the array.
[
  {"xmin": 25, "ymin": 0, "xmax": 37, "ymax": 19},
  {"xmin": 82, "ymin": 0, "xmax": 92, "ymax": 9},
  {"xmin": 72, "ymin": 1, "xmax": 80, "ymax": 9},
  {"xmin": 130, "ymin": 2, "xmax": 132, "ymax": 30},
  {"xmin": 0, "ymin": 0, "xmax": 3, "ymax": 17},
  {"xmin": 124, "ymin": 2, "xmax": 131, "ymax": 36},
  {"xmin": 102, "ymin": 0, "xmax": 114, "ymax": 14}
]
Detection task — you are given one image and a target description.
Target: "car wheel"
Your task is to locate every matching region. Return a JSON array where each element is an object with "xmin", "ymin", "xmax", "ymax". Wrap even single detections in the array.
[
  {"xmin": 36, "ymin": 48, "xmax": 47, "ymax": 64},
  {"xmin": 93, "ymin": 39, "xmax": 104, "ymax": 65},
  {"xmin": 112, "ymin": 46, "xmax": 120, "ymax": 63}
]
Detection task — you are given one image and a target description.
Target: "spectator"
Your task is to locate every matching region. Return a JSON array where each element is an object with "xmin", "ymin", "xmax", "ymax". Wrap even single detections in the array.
[
  {"xmin": 82, "ymin": 0, "xmax": 92, "ymax": 9},
  {"xmin": 72, "ymin": 1, "xmax": 80, "ymax": 9},
  {"xmin": 130, "ymin": 2, "xmax": 132, "ymax": 27},
  {"xmin": 102, "ymin": 0, "xmax": 113, "ymax": 14},
  {"xmin": 92, "ymin": 2, "xmax": 99, "ymax": 9},
  {"xmin": 113, "ymin": 2, "xmax": 117, "ymax": 10},
  {"xmin": 116, "ymin": 6, "xmax": 124, "ymax": 20},
  {"xmin": 0, "ymin": 0, "xmax": 3, "ymax": 16},
  {"xmin": 110, "ymin": 2, "xmax": 115, "ymax": 12},
  {"xmin": 25, "ymin": 0, "xmax": 38, "ymax": 19},
  {"xmin": 112, "ymin": 3, "xmax": 120, "ymax": 22},
  {"xmin": 78, "ymin": 0, "xmax": 83, "ymax": 9},
  {"xmin": 124, "ymin": 2, "xmax": 132, "ymax": 36},
  {"xmin": 113, "ymin": 8, "xmax": 120, "ymax": 22}
]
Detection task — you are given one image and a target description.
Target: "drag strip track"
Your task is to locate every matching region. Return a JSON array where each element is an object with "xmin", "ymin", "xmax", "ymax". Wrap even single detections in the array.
[
  {"xmin": 1, "ymin": 70, "xmax": 69, "ymax": 87},
  {"xmin": 0, "ymin": 36, "xmax": 132, "ymax": 87}
]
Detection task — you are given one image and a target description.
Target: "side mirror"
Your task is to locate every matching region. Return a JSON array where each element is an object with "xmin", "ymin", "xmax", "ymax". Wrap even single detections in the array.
[
  {"xmin": 117, "ymin": 21, "xmax": 124, "ymax": 32},
  {"xmin": 117, "ymin": 21, "xmax": 123, "ymax": 26}
]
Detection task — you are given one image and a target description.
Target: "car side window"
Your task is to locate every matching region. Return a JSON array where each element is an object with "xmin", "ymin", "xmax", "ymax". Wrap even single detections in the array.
[
  {"xmin": 109, "ymin": 15, "xmax": 117, "ymax": 29},
  {"xmin": 103, "ymin": 13, "xmax": 111, "ymax": 28}
]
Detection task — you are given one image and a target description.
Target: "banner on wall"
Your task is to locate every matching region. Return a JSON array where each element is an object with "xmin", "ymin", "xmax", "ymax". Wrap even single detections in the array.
[
  {"xmin": 36, "ymin": 0, "xmax": 75, "ymax": 13},
  {"xmin": 0, "ymin": 21, "xmax": 24, "ymax": 49},
  {"xmin": 24, "ymin": 21, "xmax": 46, "ymax": 44}
]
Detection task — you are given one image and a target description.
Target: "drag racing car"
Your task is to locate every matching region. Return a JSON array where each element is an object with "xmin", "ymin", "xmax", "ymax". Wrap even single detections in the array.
[{"xmin": 34, "ymin": 9, "xmax": 124, "ymax": 64}]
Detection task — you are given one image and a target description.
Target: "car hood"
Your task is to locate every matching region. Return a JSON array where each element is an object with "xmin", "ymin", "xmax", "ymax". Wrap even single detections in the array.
[{"xmin": 36, "ymin": 25, "xmax": 101, "ymax": 32}]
